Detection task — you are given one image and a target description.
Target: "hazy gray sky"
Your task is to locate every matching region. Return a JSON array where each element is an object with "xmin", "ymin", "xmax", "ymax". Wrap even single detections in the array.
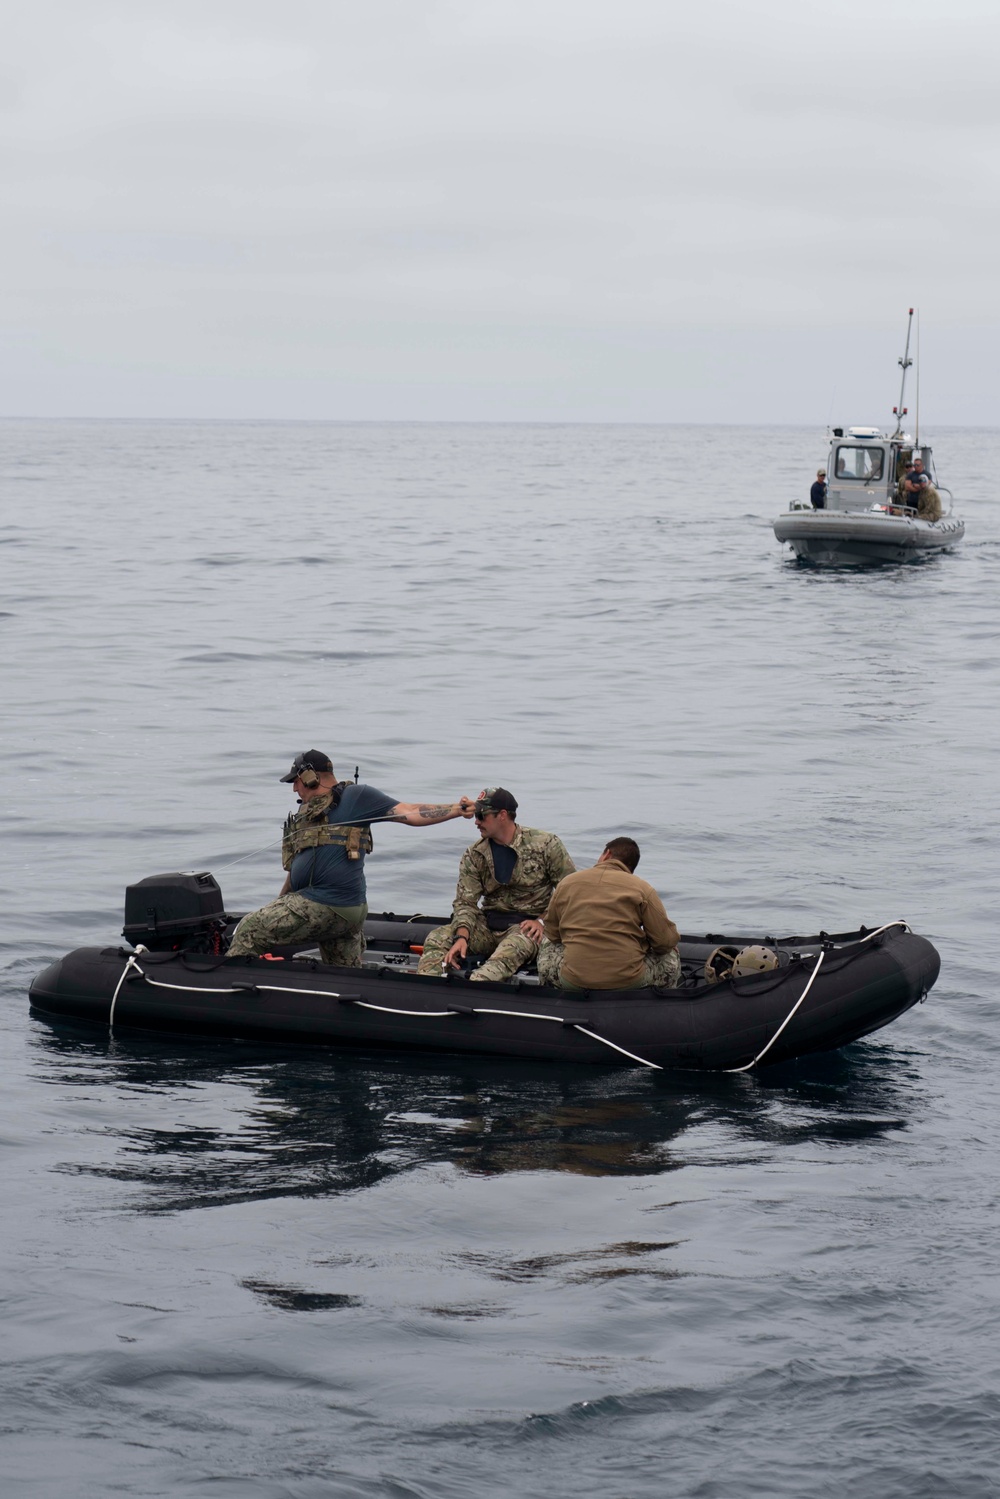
[{"xmin": 3, "ymin": 0, "xmax": 998, "ymax": 422}]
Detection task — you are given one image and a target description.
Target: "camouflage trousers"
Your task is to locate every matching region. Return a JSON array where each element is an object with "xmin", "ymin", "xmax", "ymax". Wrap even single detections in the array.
[
  {"xmin": 537, "ymin": 940, "xmax": 682, "ymax": 991},
  {"xmin": 416, "ymin": 912, "xmax": 539, "ymax": 983},
  {"xmin": 227, "ymin": 892, "xmax": 367, "ymax": 967}
]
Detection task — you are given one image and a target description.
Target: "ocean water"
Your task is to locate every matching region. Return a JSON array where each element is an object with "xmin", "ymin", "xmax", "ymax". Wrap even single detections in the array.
[{"xmin": 1, "ymin": 419, "xmax": 998, "ymax": 1498}]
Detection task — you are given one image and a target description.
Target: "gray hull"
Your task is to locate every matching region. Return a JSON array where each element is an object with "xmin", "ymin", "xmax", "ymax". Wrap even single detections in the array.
[{"xmin": 773, "ymin": 510, "xmax": 965, "ymax": 567}]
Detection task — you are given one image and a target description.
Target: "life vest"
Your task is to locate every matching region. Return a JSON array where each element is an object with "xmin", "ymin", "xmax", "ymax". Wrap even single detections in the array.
[{"xmin": 281, "ymin": 784, "xmax": 374, "ymax": 871}]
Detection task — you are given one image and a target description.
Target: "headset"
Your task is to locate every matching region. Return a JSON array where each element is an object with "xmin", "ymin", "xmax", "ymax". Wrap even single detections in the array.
[{"xmin": 289, "ymin": 753, "xmax": 356, "ymax": 790}]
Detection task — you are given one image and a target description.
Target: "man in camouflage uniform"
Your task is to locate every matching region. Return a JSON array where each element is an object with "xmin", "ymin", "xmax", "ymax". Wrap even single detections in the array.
[
  {"xmin": 916, "ymin": 484, "xmax": 943, "ymax": 522},
  {"xmin": 228, "ymin": 749, "xmax": 474, "ymax": 966},
  {"xmin": 417, "ymin": 787, "xmax": 575, "ymax": 983}
]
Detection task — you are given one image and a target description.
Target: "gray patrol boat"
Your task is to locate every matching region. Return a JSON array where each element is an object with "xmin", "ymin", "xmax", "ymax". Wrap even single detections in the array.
[{"xmin": 774, "ymin": 311, "xmax": 965, "ymax": 567}]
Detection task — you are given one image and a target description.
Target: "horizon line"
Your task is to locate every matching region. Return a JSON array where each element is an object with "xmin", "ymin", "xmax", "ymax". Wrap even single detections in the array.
[{"xmin": 0, "ymin": 415, "xmax": 994, "ymax": 431}]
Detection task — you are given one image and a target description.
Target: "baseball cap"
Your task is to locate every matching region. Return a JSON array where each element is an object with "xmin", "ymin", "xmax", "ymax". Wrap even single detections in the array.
[
  {"xmin": 279, "ymin": 749, "xmax": 333, "ymax": 783},
  {"xmin": 474, "ymin": 786, "xmax": 518, "ymax": 818}
]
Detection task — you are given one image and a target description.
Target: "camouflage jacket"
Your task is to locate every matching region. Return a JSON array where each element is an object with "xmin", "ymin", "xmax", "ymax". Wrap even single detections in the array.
[
  {"xmin": 451, "ymin": 826, "xmax": 576, "ymax": 930},
  {"xmin": 917, "ymin": 486, "xmax": 943, "ymax": 522}
]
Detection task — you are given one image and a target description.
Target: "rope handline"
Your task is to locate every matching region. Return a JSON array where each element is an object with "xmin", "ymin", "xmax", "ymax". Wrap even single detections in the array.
[
  {"xmin": 109, "ymin": 950, "xmax": 144, "ymax": 1026},
  {"xmin": 453, "ymin": 1006, "xmax": 573, "ymax": 1024},
  {"xmin": 211, "ymin": 838, "xmax": 284, "ymax": 873},
  {"xmin": 569, "ymin": 1025, "xmax": 661, "ymax": 1069},
  {"xmin": 341, "ymin": 1000, "xmax": 456, "ymax": 1017},
  {"xmin": 104, "ymin": 960, "xmax": 661, "ymax": 1065},
  {"xmin": 726, "ymin": 952, "xmax": 825, "ymax": 1073},
  {"xmin": 126, "ymin": 972, "xmax": 352, "ymax": 1001},
  {"xmin": 856, "ymin": 920, "xmax": 908, "ymax": 942},
  {"xmin": 725, "ymin": 919, "xmax": 908, "ymax": 1073}
]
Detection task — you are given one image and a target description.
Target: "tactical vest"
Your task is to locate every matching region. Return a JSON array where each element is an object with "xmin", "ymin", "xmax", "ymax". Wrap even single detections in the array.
[{"xmin": 281, "ymin": 785, "xmax": 374, "ymax": 871}]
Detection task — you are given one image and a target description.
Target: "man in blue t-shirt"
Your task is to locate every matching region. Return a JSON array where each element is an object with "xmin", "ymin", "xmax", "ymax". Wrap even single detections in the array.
[
  {"xmin": 227, "ymin": 749, "xmax": 475, "ymax": 966},
  {"xmin": 901, "ymin": 457, "xmax": 930, "ymax": 503}
]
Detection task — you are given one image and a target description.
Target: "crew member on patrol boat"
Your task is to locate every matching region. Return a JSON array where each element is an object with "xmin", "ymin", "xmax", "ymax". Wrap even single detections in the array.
[
  {"xmin": 901, "ymin": 457, "xmax": 943, "ymax": 521},
  {"xmin": 416, "ymin": 787, "xmax": 575, "ymax": 984},
  {"xmin": 227, "ymin": 750, "xmax": 475, "ymax": 966}
]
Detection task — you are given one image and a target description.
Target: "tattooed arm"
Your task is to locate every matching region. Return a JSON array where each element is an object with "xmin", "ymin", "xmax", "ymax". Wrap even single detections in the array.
[{"xmin": 385, "ymin": 798, "xmax": 476, "ymax": 827}]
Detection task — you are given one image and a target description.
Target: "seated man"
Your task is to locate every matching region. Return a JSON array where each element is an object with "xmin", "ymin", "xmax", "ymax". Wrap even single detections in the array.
[
  {"xmin": 537, "ymin": 837, "xmax": 681, "ymax": 991},
  {"xmin": 417, "ymin": 787, "xmax": 575, "ymax": 983},
  {"xmin": 228, "ymin": 750, "xmax": 474, "ymax": 966},
  {"xmin": 916, "ymin": 484, "xmax": 943, "ymax": 522}
]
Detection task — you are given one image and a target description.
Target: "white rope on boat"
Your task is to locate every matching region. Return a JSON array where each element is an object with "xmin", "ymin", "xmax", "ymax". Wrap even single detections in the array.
[
  {"xmin": 856, "ymin": 920, "xmax": 908, "ymax": 942},
  {"xmin": 455, "ymin": 1006, "xmax": 574, "ymax": 1024},
  {"xmin": 108, "ymin": 952, "xmax": 142, "ymax": 1026},
  {"xmin": 132, "ymin": 972, "xmax": 354, "ymax": 1002},
  {"xmin": 725, "ymin": 919, "xmax": 909, "ymax": 1075},
  {"xmin": 568, "ymin": 1024, "xmax": 662, "ymax": 1069},
  {"xmin": 344, "ymin": 1001, "xmax": 662, "ymax": 1068},
  {"xmin": 447, "ymin": 1006, "xmax": 662, "ymax": 1068},
  {"xmin": 726, "ymin": 952, "xmax": 825, "ymax": 1073},
  {"xmin": 104, "ymin": 961, "xmax": 663, "ymax": 1066},
  {"xmin": 330, "ymin": 999, "xmax": 455, "ymax": 1017}
]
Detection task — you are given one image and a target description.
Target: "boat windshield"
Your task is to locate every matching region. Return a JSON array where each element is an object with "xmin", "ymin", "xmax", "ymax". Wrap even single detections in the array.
[{"xmin": 834, "ymin": 445, "xmax": 885, "ymax": 481}]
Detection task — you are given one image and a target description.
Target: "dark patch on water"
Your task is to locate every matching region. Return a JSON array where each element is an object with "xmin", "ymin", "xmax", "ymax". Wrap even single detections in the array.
[{"xmin": 240, "ymin": 1280, "xmax": 363, "ymax": 1312}]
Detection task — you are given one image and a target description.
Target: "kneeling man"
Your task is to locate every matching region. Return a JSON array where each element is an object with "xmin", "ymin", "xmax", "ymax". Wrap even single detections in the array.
[
  {"xmin": 228, "ymin": 750, "xmax": 473, "ymax": 966},
  {"xmin": 537, "ymin": 837, "xmax": 681, "ymax": 991}
]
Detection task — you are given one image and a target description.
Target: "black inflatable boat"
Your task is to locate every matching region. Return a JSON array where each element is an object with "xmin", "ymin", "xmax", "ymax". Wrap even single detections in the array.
[{"xmin": 28, "ymin": 872, "xmax": 940, "ymax": 1072}]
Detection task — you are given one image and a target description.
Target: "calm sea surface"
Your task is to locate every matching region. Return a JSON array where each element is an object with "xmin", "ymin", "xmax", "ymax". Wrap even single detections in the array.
[{"xmin": 2, "ymin": 420, "xmax": 998, "ymax": 1498}]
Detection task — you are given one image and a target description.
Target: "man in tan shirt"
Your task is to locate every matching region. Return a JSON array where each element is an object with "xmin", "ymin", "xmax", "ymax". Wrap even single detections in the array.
[{"xmin": 536, "ymin": 837, "xmax": 681, "ymax": 991}]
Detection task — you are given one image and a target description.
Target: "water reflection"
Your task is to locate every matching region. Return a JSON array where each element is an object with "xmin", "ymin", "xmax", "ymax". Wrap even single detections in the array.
[{"xmin": 31, "ymin": 1021, "xmax": 921, "ymax": 1212}]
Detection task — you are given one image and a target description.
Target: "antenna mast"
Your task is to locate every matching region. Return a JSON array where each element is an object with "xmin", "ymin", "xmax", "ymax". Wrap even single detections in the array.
[
  {"xmin": 914, "ymin": 312, "xmax": 920, "ymax": 448},
  {"xmin": 891, "ymin": 307, "xmax": 914, "ymax": 438}
]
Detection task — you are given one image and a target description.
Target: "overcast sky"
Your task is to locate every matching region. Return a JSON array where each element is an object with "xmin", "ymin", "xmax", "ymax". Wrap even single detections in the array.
[{"xmin": 2, "ymin": 0, "xmax": 998, "ymax": 422}]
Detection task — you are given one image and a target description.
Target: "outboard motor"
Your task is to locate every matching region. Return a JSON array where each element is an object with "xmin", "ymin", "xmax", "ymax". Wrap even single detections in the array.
[{"xmin": 123, "ymin": 871, "xmax": 228, "ymax": 953}]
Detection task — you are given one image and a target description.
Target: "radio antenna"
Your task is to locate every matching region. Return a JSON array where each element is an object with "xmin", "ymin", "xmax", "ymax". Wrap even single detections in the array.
[
  {"xmin": 891, "ymin": 308, "xmax": 914, "ymax": 438},
  {"xmin": 914, "ymin": 312, "xmax": 920, "ymax": 448}
]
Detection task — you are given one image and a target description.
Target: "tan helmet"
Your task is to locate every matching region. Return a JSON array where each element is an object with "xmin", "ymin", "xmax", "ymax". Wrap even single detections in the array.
[
  {"xmin": 731, "ymin": 945, "xmax": 779, "ymax": 978},
  {"xmin": 704, "ymin": 945, "xmax": 741, "ymax": 984}
]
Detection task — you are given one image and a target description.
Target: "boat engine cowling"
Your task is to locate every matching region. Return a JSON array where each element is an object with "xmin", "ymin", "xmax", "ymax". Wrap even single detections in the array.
[{"xmin": 123, "ymin": 871, "xmax": 227, "ymax": 952}]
